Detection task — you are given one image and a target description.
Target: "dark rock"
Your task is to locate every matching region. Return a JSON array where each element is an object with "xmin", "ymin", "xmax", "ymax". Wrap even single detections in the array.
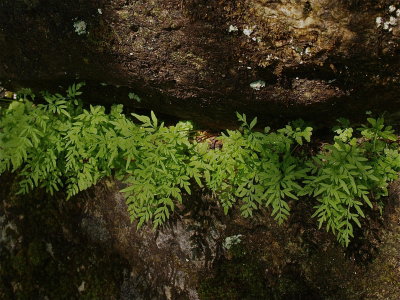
[
  {"xmin": 77, "ymin": 179, "xmax": 400, "ymax": 299},
  {"xmin": 0, "ymin": 0, "xmax": 399, "ymax": 127},
  {"xmin": 1, "ymin": 172, "xmax": 400, "ymax": 299}
]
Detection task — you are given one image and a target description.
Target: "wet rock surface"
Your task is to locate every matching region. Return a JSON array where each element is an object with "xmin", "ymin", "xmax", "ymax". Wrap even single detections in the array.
[
  {"xmin": 2, "ymin": 173, "xmax": 399, "ymax": 299},
  {"xmin": 0, "ymin": 0, "xmax": 399, "ymax": 127}
]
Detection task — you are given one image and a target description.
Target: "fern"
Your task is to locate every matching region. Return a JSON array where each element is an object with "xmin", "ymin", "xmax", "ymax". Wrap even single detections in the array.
[
  {"xmin": 1, "ymin": 85, "xmax": 399, "ymax": 247},
  {"xmin": 302, "ymin": 117, "xmax": 400, "ymax": 246},
  {"xmin": 202, "ymin": 113, "xmax": 311, "ymax": 223}
]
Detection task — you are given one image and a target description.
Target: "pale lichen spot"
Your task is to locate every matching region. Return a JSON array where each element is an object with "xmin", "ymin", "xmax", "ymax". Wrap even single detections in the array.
[
  {"xmin": 78, "ymin": 281, "xmax": 86, "ymax": 293},
  {"xmin": 228, "ymin": 25, "xmax": 238, "ymax": 33},
  {"xmin": 383, "ymin": 22, "xmax": 390, "ymax": 30},
  {"xmin": 223, "ymin": 234, "xmax": 243, "ymax": 250},
  {"xmin": 73, "ymin": 20, "xmax": 87, "ymax": 35},
  {"xmin": 243, "ymin": 27, "xmax": 253, "ymax": 36},
  {"xmin": 376, "ymin": 16, "xmax": 382, "ymax": 27},
  {"xmin": 250, "ymin": 80, "xmax": 266, "ymax": 90}
]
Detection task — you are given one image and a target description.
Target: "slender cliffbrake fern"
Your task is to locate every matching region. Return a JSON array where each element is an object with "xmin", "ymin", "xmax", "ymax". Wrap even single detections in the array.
[{"xmin": 1, "ymin": 84, "xmax": 399, "ymax": 246}]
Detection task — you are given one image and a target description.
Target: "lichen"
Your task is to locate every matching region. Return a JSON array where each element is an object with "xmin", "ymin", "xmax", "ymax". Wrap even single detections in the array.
[
  {"xmin": 198, "ymin": 242, "xmax": 269, "ymax": 299},
  {"xmin": 228, "ymin": 25, "xmax": 238, "ymax": 32},
  {"xmin": 223, "ymin": 234, "xmax": 243, "ymax": 250},
  {"xmin": 242, "ymin": 27, "xmax": 253, "ymax": 36},
  {"xmin": 250, "ymin": 80, "xmax": 266, "ymax": 90},
  {"xmin": 376, "ymin": 4, "xmax": 400, "ymax": 33},
  {"xmin": 73, "ymin": 20, "xmax": 87, "ymax": 35}
]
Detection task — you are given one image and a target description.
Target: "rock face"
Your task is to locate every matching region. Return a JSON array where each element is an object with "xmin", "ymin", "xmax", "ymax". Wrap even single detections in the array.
[
  {"xmin": 81, "ymin": 181, "xmax": 224, "ymax": 299},
  {"xmin": 1, "ymin": 0, "xmax": 400, "ymax": 127},
  {"xmin": 1, "ymin": 2, "xmax": 400, "ymax": 297},
  {"xmin": 79, "ymin": 180, "xmax": 400, "ymax": 299},
  {"xmin": 2, "ymin": 173, "xmax": 400, "ymax": 299},
  {"xmin": 0, "ymin": 174, "xmax": 130, "ymax": 299}
]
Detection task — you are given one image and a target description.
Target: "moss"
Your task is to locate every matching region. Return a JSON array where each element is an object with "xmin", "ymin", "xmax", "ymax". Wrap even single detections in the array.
[
  {"xmin": 86, "ymin": 19, "xmax": 114, "ymax": 52},
  {"xmin": 170, "ymin": 52, "xmax": 207, "ymax": 70},
  {"xmin": 198, "ymin": 244, "xmax": 270, "ymax": 300},
  {"xmin": 27, "ymin": 240, "xmax": 47, "ymax": 266},
  {"xmin": 199, "ymin": 239, "xmax": 321, "ymax": 300},
  {"xmin": 11, "ymin": 250, "xmax": 28, "ymax": 276},
  {"xmin": 116, "ymin": 9, "xmax": 130, "ymax": 20}
]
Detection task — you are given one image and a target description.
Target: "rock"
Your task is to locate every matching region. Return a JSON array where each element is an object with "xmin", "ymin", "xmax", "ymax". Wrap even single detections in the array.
[
  {"xmin": 0, "ymin": 173, "xmax": 129, "ymax": 299},
  {"xmin": 1, "ymin": 172, "xmax": 400, "ymax": 298},
  {"xmin": 77, "ymin": 179, "xmax": 400, "ymax": 299},
  {"xmin": 0, "ymin": 0, "xmax": 399, "ymax": 127},
  {"xmin": 80, "ymin": 181, "xmax": 224, "ymax": 299}
]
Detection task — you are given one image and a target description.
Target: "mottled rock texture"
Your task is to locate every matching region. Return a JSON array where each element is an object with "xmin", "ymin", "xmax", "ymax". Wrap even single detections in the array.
[
  {"xmin": 0, "ymin": 0, "xmax": 400, "ymax": 127},
  {"xmin": 1, "ymin": 172, "xmax": 400, "ymax": 299},
  {"xmin": 78, "ymin": 179, "xmax": 400, "ymax": 299}
]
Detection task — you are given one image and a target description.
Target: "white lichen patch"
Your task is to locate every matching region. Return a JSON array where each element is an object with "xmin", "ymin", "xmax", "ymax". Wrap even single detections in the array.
[
  {"xmin": 377, "ymin": 5, "xmax": 400, "ymax": 33},
  {"xmin": 250, "ymin": 80, "xmax": 266, "ymax": 90},
  {"xmin": 376, "ymin": 16, "xmax": 383, "ymax": 27},
  {"xmin": 73, "ymin": 20, "xmax": 87, "ymax": 35},
  {"xmin": 383, "ymin": 21, "xmax": 390, "ymax": 30},
  {"xmin": 251, "ymin": 36, "xmax": 262, "ymax": 42},
  {"xmin": 223, "ymin": 234, "xmax": 243, "ymax": 250},
  {"xmin": 228, "ymin": 25, "xmax": 238, "ymax": 32},
  {"xmin": 243, "ymin": 27, "xmax": 253, "ymax": 36},
  {"xmin": 97, "ymin": 8, "xmax": 103, "ymax": 15}
]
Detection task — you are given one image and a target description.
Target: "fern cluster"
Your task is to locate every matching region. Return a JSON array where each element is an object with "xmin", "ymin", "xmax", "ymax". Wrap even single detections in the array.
[
  {"xmin": 301, "ymin": 118, "xmax": 400, "ymax": 245},
  {"xmin": 1, "ymin": 84, "xmax": 399, "ymax": 247},
  {"xmin": 200, "ymin": 114, "xmax": 311, "ymax": 224}
]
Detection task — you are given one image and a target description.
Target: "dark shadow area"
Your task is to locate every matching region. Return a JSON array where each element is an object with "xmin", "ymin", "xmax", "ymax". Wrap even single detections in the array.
[{"xmin": 0, "ymin": 173, "xmax": 129, "ymax": 299}]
